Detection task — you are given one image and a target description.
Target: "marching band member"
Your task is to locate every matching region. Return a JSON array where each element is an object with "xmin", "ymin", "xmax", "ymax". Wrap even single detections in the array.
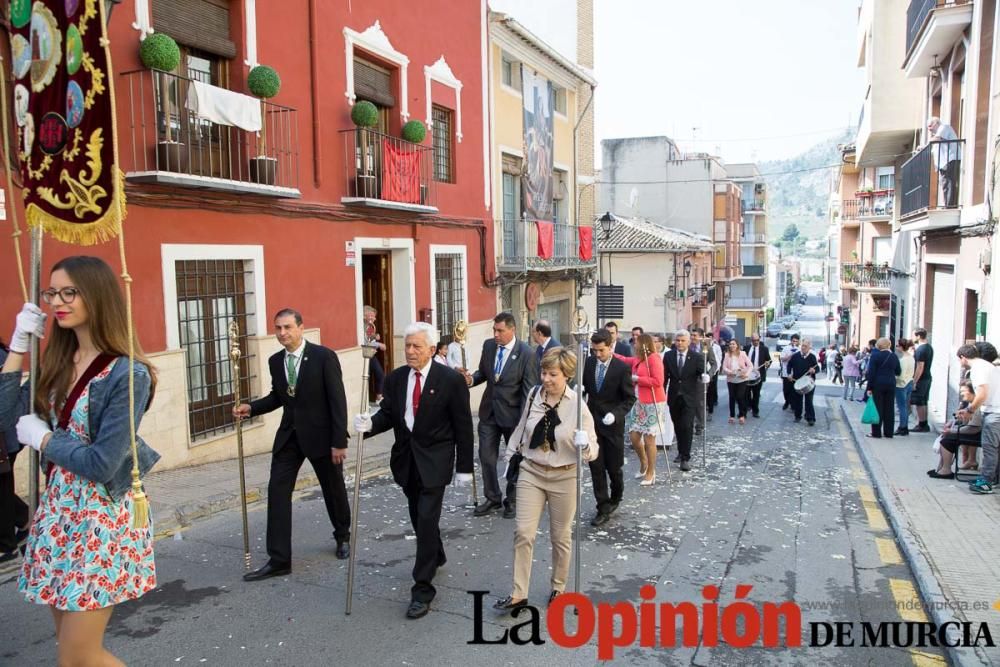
[
  {"xmin": 787, "ymin": 338, "xmax": 819, "ymax": 426},
  {"xmin": 721, "ymin": 339, "xmax": 752, "ymax": 424},
  {"xmin": 779, "ymin": 333, "xmax": 801, "ymax": 411},
  {"xmin": 743, "ymin": 333, "xmax": 771, "ymax": 418}
]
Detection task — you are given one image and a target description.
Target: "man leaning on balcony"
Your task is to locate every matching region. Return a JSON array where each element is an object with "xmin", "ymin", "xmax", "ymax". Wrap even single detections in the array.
[{"xmin": 928, "ymin": 116, "xmax": 960, "ymax": 208}]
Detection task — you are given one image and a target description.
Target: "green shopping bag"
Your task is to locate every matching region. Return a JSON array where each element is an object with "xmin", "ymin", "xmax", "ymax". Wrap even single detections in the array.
[{"xmin": 861, "ymin": 396, "xmax": 880, "ymax": 425}]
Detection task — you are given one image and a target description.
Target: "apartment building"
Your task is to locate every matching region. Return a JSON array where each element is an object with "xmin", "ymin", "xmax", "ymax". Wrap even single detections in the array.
[
  {"xmin": 1, "ymin": 0, "xmax": 496, "ymax": 471},
  {"xmin": 488, "ymin": 8, "xmax": 597, "ymax": 343},
  {"xmin": 599, "ymin": 138, "xmax": 743, "ymax": 334},
  {"xmin": 726, "ymin": 163, "xmax": 770, "ymax": 340}
]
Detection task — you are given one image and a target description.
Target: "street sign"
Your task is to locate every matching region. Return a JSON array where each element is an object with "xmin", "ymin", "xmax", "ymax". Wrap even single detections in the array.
[
  {"xmin": 597, "ymin": 285, "xmax": 624, "ymax": 320},
  {"xmin": 837, "ymin": 324, "xmax": 846, "ymax": 335},
  {"xmin": 826, "ymin": 314, "xmax": 835, "ymax": 322}
]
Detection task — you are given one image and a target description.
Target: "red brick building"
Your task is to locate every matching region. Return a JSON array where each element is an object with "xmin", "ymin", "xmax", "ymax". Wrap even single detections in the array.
[{"xmin": 1, "ymin": 0, "xmax": 496, "ymax": 470}]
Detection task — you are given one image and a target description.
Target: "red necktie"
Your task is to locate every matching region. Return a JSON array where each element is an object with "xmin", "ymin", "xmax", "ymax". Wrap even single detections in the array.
[{"xmin": 412, "ymin": 371, "xmax": 422, "ymax": 416}]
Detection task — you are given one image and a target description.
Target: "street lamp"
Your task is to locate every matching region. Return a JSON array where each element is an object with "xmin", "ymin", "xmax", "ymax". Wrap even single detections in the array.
[
  {"xmin": 597, "ymin": 212, "xmax": 616, "ymax": 328},
  {"xmin": 599, "ymin": 211, "xmax": 615, "ymax": 240},
  {"xmin": 682, "ymin": 258, "xmax": 692, "ymax": 303}
]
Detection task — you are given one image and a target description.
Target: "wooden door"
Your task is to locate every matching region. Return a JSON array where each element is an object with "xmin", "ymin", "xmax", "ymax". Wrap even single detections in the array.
[{"xmin": 362, "ymin": 253, "xmax": 393, "ymax": 395}]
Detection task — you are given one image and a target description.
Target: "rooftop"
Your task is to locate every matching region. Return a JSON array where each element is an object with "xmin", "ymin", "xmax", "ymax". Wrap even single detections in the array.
[{"xmin": 599, "ymin": 215, "xmax": 714, "ymax": 253}]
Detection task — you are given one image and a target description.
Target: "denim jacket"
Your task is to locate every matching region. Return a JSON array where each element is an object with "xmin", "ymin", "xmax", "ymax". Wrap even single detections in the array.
[
  {"xmin": 0, "ymin": 348, "xmax": 20, "ymax": 455},
  {"xmin": 0, "ymin": 357, "xmax": 160, "ymax": 500}
]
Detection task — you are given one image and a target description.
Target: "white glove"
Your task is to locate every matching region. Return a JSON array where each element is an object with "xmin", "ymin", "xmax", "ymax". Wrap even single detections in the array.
[
  {"xmin": 454, "ymin": 473, "xmax": 472, "ymax": 486},
  {"xmin": 16, "ymin": 414, "xmax": 51, "ymax": 452},
  {"xmin": 353, "ymin": 413, "xmax": 373, "ymax": 433},
  {"xmin": 602, "ymin": 413, "xmax": 615, "ymax": 426},
  {"xmin": 700, "ymin": 373, "xmax": 711, "ymax": 384},
  {"xmin": 9, "ymin": 302, "xmax": 46, "ymax": 354},
  {"xmin": 574, "ymin": 429, "xmax": 589, "ymax": 449},
  {"xmin": 631, "ymin": 375, "xmax": 640, "ymax": 384}
]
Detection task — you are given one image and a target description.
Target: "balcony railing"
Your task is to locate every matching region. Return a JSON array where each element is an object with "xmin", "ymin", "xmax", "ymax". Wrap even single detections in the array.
[
  {"xmin": 742, "ymin": 264, "xmax": 766, "ymax": 277},
  {"xmin": 121, "ymin": 69, "xmax": 300, "ymax": 195},
  {"xmin": 727, "ymin": 296, "xmax": 766, "ymax": 309},
  {"xmin": 741, "ymin": 198, "xmax": 766, "ymax": 214},
  {"xmin": 498, "ymin": 218, "xmax": 597, "ymax": 272},
  {"xmin": 840, "ymin": 263, "xmax": 907, "ymax": 289},
  {"xmin": 856, "ymin": 191, "xmax": 894, "ymax": 218},
  {"xmin": 906, "ymin": 0, "xmax": 970, "ymax": 56},
  {"xmin": 741, "ymin": 232, "xmax": 767, "ymax": 244},
  {"xmin": 340, "ymin": 128, "xmax": 436, "ymax": 212},
  {"xmin": 689, "ymin": 284, "xmax": 717, "ymax": 308},
  {"xmin": 900, "ymin": 140, "xmax": 963, "ymax": 218},
  {"xmin": 841, "ymin": 199, "xmax": 860, "ymax": 221}
]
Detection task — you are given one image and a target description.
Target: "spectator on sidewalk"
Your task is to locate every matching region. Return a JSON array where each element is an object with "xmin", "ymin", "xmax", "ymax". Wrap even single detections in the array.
[
  {"xmin": 957, "ymin": 344, "xmax": 1000, "ymax": 494},
  {"xmin": 826, "ymin": 345, "xmax": 840, "ymax": 382},
  {"xmin": 911, "ymin": 328, "xmax": 934, "ymax": 432},
  {"xmin": 928, "ymin": 380, "xmax": 982, "ymax": 479},
  {"xmin": 865, "ymin": 338, "xmax": 901, "ymax": 439},
  {"xmin": 832, "ymin": 346, "xmax": 845, "ymax": 384},
  {"xmin": 843, "ymin": 346, "xmax": 861, "ymax": 400},
  {"xmin": 895, "ymin": 339, "xmax": 915, "ymax": 436}
]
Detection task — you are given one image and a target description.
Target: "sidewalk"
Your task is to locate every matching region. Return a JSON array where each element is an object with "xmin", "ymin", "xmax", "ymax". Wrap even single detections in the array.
[{"xmin": 841, "ymin": 399, "xmax": 1000, "ymax": 667}]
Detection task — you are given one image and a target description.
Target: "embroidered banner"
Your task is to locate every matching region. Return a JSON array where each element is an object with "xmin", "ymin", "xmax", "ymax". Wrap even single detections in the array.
[
  {"xmin": 381, "ymin": 139, "xmax": 420, "ymax": 204},
  {"xmin": 521, "ymin": 67, "xmax": 553, "ymax": 223},
  {"xmin": 12, "ymin": 0, "xmax": 125, "ymax": 244},
  {"xmin": 536, "ymin": 221, "xmax": 553, "ymax": 260},
  {"xmin": 578, "ymin": 226, "xmax": 593, "ymax": 261}
]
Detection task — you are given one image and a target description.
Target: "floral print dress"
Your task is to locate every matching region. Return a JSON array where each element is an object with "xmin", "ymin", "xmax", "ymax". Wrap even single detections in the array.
[{"xmin": 19, "ymin": 359, "xmax": 156, "ymax": 610}]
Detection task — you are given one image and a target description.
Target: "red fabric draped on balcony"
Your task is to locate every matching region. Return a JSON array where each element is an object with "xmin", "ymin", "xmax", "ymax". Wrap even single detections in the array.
[
  {"xmin": 381, "ymin": 139, "xmax": 421, "ymax": 203},
  {"xmin": 578, "ymin": 226, "xmax": 593, "ymax": 261},
  {"xmin": 536, "ymin": 221, "xmax": 554, "ymax": 259}
]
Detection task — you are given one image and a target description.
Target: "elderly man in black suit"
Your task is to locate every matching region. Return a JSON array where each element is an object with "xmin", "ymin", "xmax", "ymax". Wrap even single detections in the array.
[
  {"xmin": 464, "ymin": 312, "xmax": 537, "ymax": 519},
  {"xmin": 235, "ymin": 308, "xmax": 351, "ymax": 581},
  {"xmin": 743, "ymin": 333, "xmax": 771, "ymax": 418},
  {"xmin": 531, "ymin": 319, "xmax": 560, "ymax": 367},
  {"xmin": 583, "ymin": 329, "xmax": 636, "ymax": 526},
  {"xmin": 355, "ymin": 322, "xmax": 474, "ymax": 619},
  {"xmin": 664, "ymin": 329, "xmax": 706, "ymax": 471}
]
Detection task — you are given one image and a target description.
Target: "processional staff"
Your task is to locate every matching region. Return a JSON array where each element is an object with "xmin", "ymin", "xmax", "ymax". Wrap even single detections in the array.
[
  {"xmin": 453, "ymin": 320, "xmax": 478, "ymax": 507},
  {"xmin": 228, "ymin": 321, "xmax": 252, "ymax": 570}
]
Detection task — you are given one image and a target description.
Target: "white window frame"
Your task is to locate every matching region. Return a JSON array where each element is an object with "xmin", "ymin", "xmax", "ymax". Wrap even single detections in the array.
[
  {"xmin": 429, "ymin": 245, "xmax": 469, "ymax": 336},
  {"xmin": 344, "ymin": 21, "xmax": 410, "ymax": 122},
  {"xmin": 500, "ymin": 53, "xmax": 522, "ymax": 96},
  {"xmin": 552, "ymin": 84, "xmax": 567, "ymax": 118},
  {"xmin": 425, "ymin": 56, "xmax": 463, "ymax": 142},
  {"xmin": 161, "ymin": 244, "xmax": 267, "ymax": 350}
]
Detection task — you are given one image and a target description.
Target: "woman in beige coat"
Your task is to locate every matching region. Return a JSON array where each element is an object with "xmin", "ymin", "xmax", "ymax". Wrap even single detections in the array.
[{"xmin": 494, "ymin": 348, "xmax": 598, "ymax": 612}]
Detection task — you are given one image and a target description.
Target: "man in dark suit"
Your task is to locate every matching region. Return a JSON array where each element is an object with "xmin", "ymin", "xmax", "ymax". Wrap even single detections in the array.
[
  {"xmin": 605, "ymin": 321, "xmax": 633, "ymax": 356},
  {"xmin": 743, "ymin": 333, "xmax": 771, "ymax": 418},
  {"xmin": 355, "ymin": 322, "xmax": 474, "ymax": 619},
  {"xmin": 583, "ymin": 330, "xmax": 636, "ymax": 526},
  {"xmin": 236, "ymin": 308, "xmax": 351, "ymax": 581},
  {"xmin": 465, "ymin": 312, "xmax": 537, "ymax": 518},
  {"xmin": 531, "ymin": 319, "xmax": 560, "ymax": 368},
  {"xmin": 664, "ymin": 329, "xmax": 706, "ymax": 471}
]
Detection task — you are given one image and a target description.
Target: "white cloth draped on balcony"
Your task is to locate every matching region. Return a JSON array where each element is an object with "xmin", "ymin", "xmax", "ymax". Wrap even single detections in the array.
[{"xmin": 185, "ymin": 80, "xmax": 262, "ymax": 132}]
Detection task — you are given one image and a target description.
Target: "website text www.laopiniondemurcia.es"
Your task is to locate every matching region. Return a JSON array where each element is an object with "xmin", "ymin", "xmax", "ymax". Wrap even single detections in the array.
[{"xmin": 467, "ymin": 585, "xmax": 996, "ymax": 660}]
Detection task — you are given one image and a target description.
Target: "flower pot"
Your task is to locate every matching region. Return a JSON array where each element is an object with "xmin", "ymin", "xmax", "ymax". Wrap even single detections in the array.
[
  {"xmin": 249, "ymin": 156, "xmax": 278, "ymax": 186},
  {"xmin": 156, "ymin": 141, "xmax": 187, "ymax": 172}
]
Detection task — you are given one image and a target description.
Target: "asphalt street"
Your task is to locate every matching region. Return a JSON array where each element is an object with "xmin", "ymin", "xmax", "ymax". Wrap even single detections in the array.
[{"xmin": 0, "ymin": 292, "xmax": 948, "ymax": 665}]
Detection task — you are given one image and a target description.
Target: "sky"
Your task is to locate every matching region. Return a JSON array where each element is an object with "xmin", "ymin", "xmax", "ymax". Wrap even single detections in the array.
[{"xmin": 490, "ymin": 0, "xmax": 867, "ymax": 164}]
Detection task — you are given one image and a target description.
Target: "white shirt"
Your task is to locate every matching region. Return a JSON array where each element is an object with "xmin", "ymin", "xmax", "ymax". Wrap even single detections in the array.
[
  {"xmin": 433, "ymin": 355, "xmax": 448, "ymax": 366},
  {"xmin": 781, "ymin": 345, "xmax": 800, "ymax": 376},
  {"xmin": 969, "ymin": 358, "xmax": 1000, "ymax": 413},
  {"xmin": 594, "ymin": 357, "xmax": 612, "ymax": 386},
  {"xmin": 495, "ymin": 338, "xmax": 517, "ymax": 375},
  {"xmin": 405, "ymin": 359, "xmax": 435, "ymax": 431},
  {"xmin": 932, "ymin": 123, "xmax": 961, "ymax": 166},
  {"xmin": 748, "ymin": 344, "xmax": 762, "ymax": 367},
  {"xmin": 446, "ymin": 341, "xmax": 466, "ymax": 369},
  {"xmin": 284, "ymin": 339, "xmax": 306, "ymax": 382}
]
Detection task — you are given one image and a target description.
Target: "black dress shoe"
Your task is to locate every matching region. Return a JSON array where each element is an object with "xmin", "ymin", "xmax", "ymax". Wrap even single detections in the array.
[
  {"xmin": 336, "ymin": 541, "xmax": 350, "ymax": 560},
  {"xmin": 474, "ymin": 500, "xmax": 502, "ymax": 517},
  {"xmin": 243, "ymin": 562, "xmax": 291, "ymax": 582},
  {"xmin": 406, "ymin": 600, "xmax": 430, "ymax": 619},
  {"xmin": 493, "ymin": 596, "xmax": 528, "ymax": 614},
  {"xmin": 807, "ymin": 420, "xmax": 815, "ymax": 426},
  {"xmin": 794, "ymin": 416, "xmax": 801, "ymax": 423},
  {"xmin": 912, "ymin": 424, "xmax": 931, "ymax": 433},
  {"xmin": 752, "ymin": 412, "xmax": 760, "ymax": 418},
  {"xmin": 502, "ymin": 504, "xmax": 516, "ymax": 519},
  {"xmin": 0, "ymin": 550, "xmax": 19, "ymax": 564},
  {"xmin": 608, "ymin": 501, "xmax": 621, "ymax": 514},
  {"xmin": 14, "ymin": 528, "xmax": 29, "ymax": 545},
  {"xmin": 894, "ymin": 428, "xmax": 909, "ymax": 436},
  {"xmin": 590, "ymin": 512, "xmax": 610, "ymax": 527},
  {"xmin": 782, "ymin": 403, "xmax": 790, "ymax": 410},
  {"xmin": 548, "ymin": 590, "xmax": 561, "ymax": 606}
]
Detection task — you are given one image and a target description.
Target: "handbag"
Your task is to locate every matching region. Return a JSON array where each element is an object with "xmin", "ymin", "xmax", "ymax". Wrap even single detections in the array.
[
  {"xmin": 505, "ymin": 385, "xmax": 541, "ymax": 485},
  {"xmin": 861, "ymin": 395, "xmax": 881, "ymax": 425}
]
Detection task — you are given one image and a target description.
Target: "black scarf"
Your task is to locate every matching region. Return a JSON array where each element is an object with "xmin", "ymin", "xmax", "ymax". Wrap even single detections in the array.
[{"xmin": 528, "ymin": 402, "xmax": 562, "ymax": 451}]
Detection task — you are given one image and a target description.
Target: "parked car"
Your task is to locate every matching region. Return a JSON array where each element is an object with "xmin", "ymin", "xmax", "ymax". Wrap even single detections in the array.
[
  {"xmin": 766, "ymin": 322, "xmax": 784, "ymax": 337},
  {"xmin": 775, "ymin": 331, "xmax": 800, "ymax": 352}
]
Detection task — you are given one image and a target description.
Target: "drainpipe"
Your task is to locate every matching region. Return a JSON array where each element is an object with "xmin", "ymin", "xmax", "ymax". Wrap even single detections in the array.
[
  {"xmin": 573, "ymin": 82, "xmax": 596, "ymax": 310},
  {"xmin": 308, "ymin": 0, "xmax": 321, "ymax": 188}
]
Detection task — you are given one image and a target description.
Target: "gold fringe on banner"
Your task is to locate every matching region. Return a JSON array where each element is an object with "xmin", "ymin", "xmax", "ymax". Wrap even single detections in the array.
[{"xmin": 24, "ymin": 169, "xmax": 127, "ymax": 246}]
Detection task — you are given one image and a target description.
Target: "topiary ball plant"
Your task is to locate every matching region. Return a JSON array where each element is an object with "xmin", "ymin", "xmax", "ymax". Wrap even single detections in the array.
[
  {"xmin": 351, "ymin": 100, "xmax": 379, "ymax": 128},
  {"xmin": 139, "ymin": 33, "xmax": 181, "ymax": 71},
  {"xmin": 247, "ymin": 65, "xmax": 281, "ymax": 99},
  {"xmin": 401, "ymin": 120, "xmax": 426, "ymax": 144}
]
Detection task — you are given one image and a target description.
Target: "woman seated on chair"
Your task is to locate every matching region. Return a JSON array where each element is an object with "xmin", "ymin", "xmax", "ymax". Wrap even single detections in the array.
[{"xmin": 928, "ymin": 381, "xmax": 982, "ymax": 479}]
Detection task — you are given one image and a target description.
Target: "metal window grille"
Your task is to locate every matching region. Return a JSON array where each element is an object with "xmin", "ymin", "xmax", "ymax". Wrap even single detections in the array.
[
  {"xmin": 432, "ymin": 105, "xmax": 454, "ymax": 183},
  {"xmin": 175, "ymin": 259, "xmax": 256, "ymax": 440},
  {"xmin": 435, "ymin": 253, "xmax": 464, "ymax": 344}
]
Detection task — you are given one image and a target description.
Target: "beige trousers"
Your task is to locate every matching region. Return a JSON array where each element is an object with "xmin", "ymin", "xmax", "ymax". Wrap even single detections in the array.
[{"xmin": 512, "ymin": 459, "xmax": 577, "ymax": 600}]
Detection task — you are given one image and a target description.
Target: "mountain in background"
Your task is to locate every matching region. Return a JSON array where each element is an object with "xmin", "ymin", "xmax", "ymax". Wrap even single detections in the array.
[{"xmin": 759, "ymin": 128, "xmax": 855, "ymax": 242}]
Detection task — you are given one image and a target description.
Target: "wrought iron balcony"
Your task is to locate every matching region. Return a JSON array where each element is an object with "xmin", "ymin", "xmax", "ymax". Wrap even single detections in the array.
[
  {"xmin": 340, "ymin": 128, "xmax": 437, "ymax": 213},
  {"xmin": 742, "ymin": 264, "xmax": 766, "ymax": 277},
  {"xmin": 741, "ymin": 232, "xmax": 767, "ymax": 244},
  {"xmin": 741, "ymin": 198, "xmax": 766, "ymax": 214},
  {"xmin": 840, "ymin": 262, "xmax": 906, "ymax": 290},
  {"xmin": 121, "ymin": 69, "xmax": 300, "ymax": 196},
  {"xmin": 727, "ymin": 296, "xmax": 766, "ymax": 309},
  {"xmin": 689, "ymin": 284, "xmax": 717, "ymax": 308},
  {"xmin": 498, "ymin": 218, "xmax": 597, "ymax": 272},
  {"xmin": 900, "ymin": 140, "xmax": 963, "ymax": 220}
]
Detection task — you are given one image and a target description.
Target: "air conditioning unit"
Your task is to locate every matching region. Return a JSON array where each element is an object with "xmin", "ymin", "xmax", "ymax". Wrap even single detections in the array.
[{"xmin": 980, "ymin": 246, "xmax": 992, "ymax": 274}]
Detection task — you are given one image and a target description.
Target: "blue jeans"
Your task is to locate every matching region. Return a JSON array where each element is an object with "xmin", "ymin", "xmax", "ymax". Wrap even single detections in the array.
[{"xmin": 895, "ymin": 381, "xmax": 913, "ymax": 430}]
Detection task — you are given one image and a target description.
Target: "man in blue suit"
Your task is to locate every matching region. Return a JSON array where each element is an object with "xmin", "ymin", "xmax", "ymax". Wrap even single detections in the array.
[{"xmin": 531, "ymin": 320, "xmax": 560, "ymax": 368}]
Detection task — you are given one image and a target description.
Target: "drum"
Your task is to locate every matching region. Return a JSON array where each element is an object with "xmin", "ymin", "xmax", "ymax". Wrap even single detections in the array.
[
  {"xmin": 794, "ymin": 375, "xmax": 815, "ymax": 395},
  {"xmin": 746, "ymin": 368, "xmax": 762, "ymax": 387}
]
